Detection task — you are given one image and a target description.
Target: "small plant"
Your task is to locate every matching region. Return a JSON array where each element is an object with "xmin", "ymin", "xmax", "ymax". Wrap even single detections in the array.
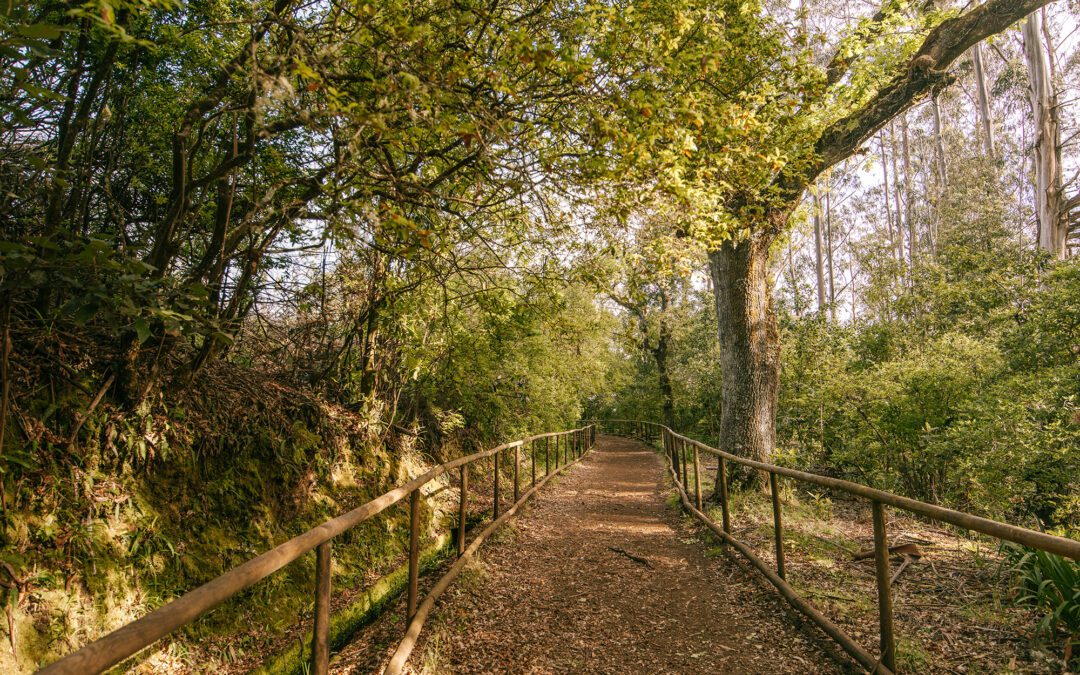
[
  {"xmin": 805, "ymin": 490, "xmax": 833, "ymax": 520},
  {"xmin": 1002, "ymin": 543, "xmax": 1080, "ymax": 663}
]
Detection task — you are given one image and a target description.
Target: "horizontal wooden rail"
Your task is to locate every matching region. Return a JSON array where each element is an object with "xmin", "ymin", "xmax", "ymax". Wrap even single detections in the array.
[
  {"xmin": 592, "ymin": 418, "xmax": 1080, "ymax": 674},
  {"xmin": 384, "ymin": 429, "xmax": 594, "ymax": 674},
  {"xmin": 38, "ymin": 425, "xmax": 596, "ymax": 675},
  {"xmin": 664, "ymin": 451, "xmax": 890, "ymax": 673},
  {"xmin": 595, "ymin": 419, "xmax": 1080, "ymax": 560}
]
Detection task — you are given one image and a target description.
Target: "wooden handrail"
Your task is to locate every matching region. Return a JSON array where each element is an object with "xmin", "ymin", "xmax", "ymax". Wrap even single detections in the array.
[
  {"xmin": 592, "ymin": 418, "xmax": 1079, "ymax": 674},
  {"xmin": 593, "ymin": 419, "xmax": 1080, "ymax": 560},
  {"xmin": 38, "ymin": 425, "xmax": 596, "ymax": 675}
]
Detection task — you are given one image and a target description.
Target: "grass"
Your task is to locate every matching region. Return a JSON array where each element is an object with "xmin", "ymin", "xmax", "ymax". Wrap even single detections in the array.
[{"xmin": 897, "ymin": 637, "xmax": 932, "ymax": 672}]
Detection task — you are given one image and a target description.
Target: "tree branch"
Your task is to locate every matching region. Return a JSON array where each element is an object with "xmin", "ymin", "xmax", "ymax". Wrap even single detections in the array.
[{"xmin": 793, "ymin": 0, "xmax": 1050, "ymax": 198}]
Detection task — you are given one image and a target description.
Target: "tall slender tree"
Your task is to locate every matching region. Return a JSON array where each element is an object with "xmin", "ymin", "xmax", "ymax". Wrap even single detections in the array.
[{"xmin": 1023, "ymin": 10, "xmax": 1069, "ymax": 258}]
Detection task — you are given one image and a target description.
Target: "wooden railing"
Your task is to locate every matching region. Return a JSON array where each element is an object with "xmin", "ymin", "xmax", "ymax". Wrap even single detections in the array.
[
  {"xmin": 593, "ymin": 419, "xmax": 1080, "ymax": 675},
  {"xmin": 38, "ymin": 425, "xmax": 597, "ymax": 675}
]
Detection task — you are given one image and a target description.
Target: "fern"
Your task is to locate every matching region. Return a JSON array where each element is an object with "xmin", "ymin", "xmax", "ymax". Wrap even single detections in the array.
[{"xmin": 1002, "ymin": 543, "xmax": 1080, "ymax": 663}]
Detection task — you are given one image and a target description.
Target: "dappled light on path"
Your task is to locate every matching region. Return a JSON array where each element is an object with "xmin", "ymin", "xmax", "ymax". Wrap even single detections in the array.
[{"xmin": 370, "ymin": 435, "xmax": 843, "ymax": 674}]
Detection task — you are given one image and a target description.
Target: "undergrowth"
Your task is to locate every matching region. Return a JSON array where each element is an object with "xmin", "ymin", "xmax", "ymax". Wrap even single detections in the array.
[{"xmin": 0, "ymin": 339, "xmax": 456, "ymax": 672}]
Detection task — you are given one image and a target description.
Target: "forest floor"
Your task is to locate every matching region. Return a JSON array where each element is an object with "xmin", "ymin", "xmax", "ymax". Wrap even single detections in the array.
[
  {"xmin": 697, "ymin": 467, "xmax": 1068, "ymax": 674},
  {"xmin": 328, "ymin": 436, "xmax": 847, "ymax": 673}
]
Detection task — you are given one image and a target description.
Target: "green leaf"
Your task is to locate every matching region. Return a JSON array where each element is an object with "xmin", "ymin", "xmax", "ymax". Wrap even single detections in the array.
[
  {"xmin": 133, "ymin": 318, "xmax": 151, "ymax": 344},
  {"xmin": 16, "ymin": 24, "xmax": 63, "ymax": 40}
]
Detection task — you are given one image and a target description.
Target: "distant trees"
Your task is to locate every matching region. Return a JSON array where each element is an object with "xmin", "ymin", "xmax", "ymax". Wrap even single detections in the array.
[
  {"xmin": 604, "ymin": 209, "xmax": 701, "ymax": 430},
  {"xmin": 680, "ymin": 1, "xmax": 1051, "ymax": 474},
  {"xmin": 589, "ymin": 0, "xmax": 1074, "ymax": 493}
]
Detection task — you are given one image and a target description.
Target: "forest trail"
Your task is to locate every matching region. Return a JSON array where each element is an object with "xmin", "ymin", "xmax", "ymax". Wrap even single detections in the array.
[{"xmin": 336, "ymin": 436, "xmax": 844, "ymax": 674}]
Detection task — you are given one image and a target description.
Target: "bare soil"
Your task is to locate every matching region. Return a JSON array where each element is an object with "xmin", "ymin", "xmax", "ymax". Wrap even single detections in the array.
[{"xmin": 331, "ymin": 435, "xmax": 846, "ymax": 673}]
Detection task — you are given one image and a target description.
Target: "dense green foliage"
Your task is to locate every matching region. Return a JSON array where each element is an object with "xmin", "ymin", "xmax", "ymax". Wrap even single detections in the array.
[
  {"xmin": 779, "ymin": 259, "xmax": 1080, "ymax": 531},
  {"xmin": 601, "ymin": 190, "xmax": 1080, "ymax": 533}
]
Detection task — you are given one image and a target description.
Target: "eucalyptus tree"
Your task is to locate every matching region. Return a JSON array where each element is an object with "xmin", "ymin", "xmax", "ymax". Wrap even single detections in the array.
[{"xmin": 1022, "ymin": 9, "xmax": 1073, "ymax": 259}]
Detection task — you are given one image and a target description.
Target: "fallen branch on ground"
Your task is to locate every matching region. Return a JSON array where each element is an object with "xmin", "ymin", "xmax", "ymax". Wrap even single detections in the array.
[{"xmin": 607, "ymin": 546, "xmax": 653, "ymax": 568}]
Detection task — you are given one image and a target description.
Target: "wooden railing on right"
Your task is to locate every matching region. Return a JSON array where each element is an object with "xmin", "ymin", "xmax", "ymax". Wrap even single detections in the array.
[{"xmin": 592, "ymin": 419, "xmax": 1080, "ymax": 675}]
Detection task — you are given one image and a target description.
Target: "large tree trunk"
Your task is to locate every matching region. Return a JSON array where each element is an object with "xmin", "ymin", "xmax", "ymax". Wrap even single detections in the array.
[
  {"xmin": 1023, "ymin": 11, "xmax": 1069, "ymax": 259},
  {"xmin": 708, "ymin": 233, "xmax": 780, "ymax": 490}
]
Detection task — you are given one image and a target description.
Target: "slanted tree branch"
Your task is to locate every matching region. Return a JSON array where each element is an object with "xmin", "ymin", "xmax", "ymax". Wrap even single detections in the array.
[{"xmin": 788, "ymin": 0, "xmax": 1051, "ymax": 201}]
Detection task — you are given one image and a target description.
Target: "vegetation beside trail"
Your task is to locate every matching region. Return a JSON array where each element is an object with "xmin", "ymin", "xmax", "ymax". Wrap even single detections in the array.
[
  {"xmin": 0, "ymin": 260, "xmax": 612, "ymax": 671},
  {"xmin": 1, "ymin": 0, "xmax": 1078, "ymax": 671}
]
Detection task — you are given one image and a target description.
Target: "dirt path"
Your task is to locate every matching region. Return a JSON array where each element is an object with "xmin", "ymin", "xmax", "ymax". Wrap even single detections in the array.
[{"xmin": 332, "ymin": 435, "xmax": 846, "ymax": 674}]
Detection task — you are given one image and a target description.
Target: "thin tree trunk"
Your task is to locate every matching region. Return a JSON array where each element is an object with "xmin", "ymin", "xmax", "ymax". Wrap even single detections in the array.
[
  {"xmin": 879, "ymin": 132, "xmax": 896, "ymax": 260},
  {"xmin": 708, "ymin": 233, "xmax": 780, "ymax": 489},
  {"xmin": 901, "ymin": 114, "xmax": 917, "ymax": 266},
  {"xmin": 1023, "ymin": 10, "xmax": 1068, "ymax": 258},
  {"xmin": 825, "ymin": 180, "xmax": 836, "ymax": 322},
  {"xmin": 889, "ymin": 122, "xmax": 905, "ymax": 271},
  {"xmin": 972, "ymin": 42, "xmax": 996, "ymax": 157},
  {"xmin": 786, "ymin": 241, "xmax": 801, "ymax": 317},
  {"xmin": 812, "ymin": 191, "xmax": 827, "ymax": 314},
  {"xmin": 848, "ymin": 240, "xmax": 858, "ymax": 326},
  {"xmin": 918, "ymin": 134, "xmax": 937, "ymax": 257},
  {"xmin": 931, "ymin": 94, "xmax": 948, "ymax": 189}
]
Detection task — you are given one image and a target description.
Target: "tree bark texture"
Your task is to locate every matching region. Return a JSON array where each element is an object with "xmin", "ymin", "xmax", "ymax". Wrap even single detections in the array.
[
  {"xmin": 654, "ymin": 318, "xmax": 676, "ymax": 430},
  {"xmin": 708, "ymin": 233, "xmax": 779, "ymax": 489}
]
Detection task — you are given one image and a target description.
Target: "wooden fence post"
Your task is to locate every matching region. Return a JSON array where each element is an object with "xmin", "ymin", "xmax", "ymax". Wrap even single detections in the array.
[
  {"xmin": 312, "ymin": 541, "xmax": 331, "ymax": 675},
  {"xmin": 770, "ymin": 472, "xmax": 785, "ymax": 579},
  {"xmin": 872, "ymin": 501, "xmax": 897, "ymax": 672},
  {"xmin": 718, "ymin": 457, "xmax": 731, "ymax": 533},
  {"xmin": 407, "ymin": 490, "xmax": 421, "ymax": 624},
  {"xmin": 693, "ymin": 445, "xmax": 702, "ymax": 511},
  {"xmin": 458, "ymin": 465, "xmax": 467, "ymax": 557},
  {"xmin": 493, "ymin": 452, "xmax": 501, "ymax": 520},
  {"xmin": 513, "ymin": 443, "xmax": 520, "ymax": 503},
  {"xmin": 681, "ymin": 440, "xmax": 689, "ymax": 489}
]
